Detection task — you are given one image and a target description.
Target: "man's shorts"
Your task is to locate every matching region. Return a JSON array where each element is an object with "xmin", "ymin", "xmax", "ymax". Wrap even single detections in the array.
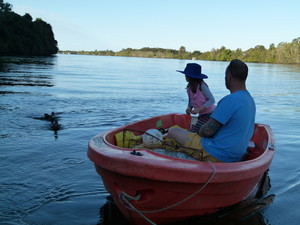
[{"xmin": 181, "ymin": 132, "xmax": 222, "ymax": 162}]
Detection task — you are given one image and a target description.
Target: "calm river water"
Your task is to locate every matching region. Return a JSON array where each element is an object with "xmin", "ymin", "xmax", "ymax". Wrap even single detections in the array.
[{"xmin": 0, "ymin": 54, "xmax": 299, "ymax": 225}]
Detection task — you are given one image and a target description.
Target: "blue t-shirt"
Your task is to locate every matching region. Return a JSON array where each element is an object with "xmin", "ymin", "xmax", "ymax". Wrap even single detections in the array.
[{"xmin": 201, "ymin": 90, "xmax": 256, "ymax": 162}]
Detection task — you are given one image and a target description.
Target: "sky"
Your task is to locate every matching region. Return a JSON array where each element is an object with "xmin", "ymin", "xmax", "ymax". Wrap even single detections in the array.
[{"xmin": 9, "ymin": 0, "xmax": 300, "ymax": 52}]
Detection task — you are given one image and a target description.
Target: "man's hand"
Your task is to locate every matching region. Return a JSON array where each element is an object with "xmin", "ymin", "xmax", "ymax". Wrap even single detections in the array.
[{"xmin": 198, "ymin": 118, "xmax": 222, "ymax": 137}]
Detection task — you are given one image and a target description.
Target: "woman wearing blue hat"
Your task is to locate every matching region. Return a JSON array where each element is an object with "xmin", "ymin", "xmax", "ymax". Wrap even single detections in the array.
[{"xmin": 177, "ymin": 63, "xmax": 216, "ymax": 132}]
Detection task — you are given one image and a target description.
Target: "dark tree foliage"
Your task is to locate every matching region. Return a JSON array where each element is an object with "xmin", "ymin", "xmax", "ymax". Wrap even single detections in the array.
[{"xmin": 0, "ymin": 0, "xmax": 58, "ymax": 56}]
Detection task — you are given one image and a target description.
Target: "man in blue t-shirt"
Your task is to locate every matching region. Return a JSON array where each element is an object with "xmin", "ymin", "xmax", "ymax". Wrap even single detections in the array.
[{"xmin": 168, "ymin": 59, "xmax": 256, "ymax": 162}]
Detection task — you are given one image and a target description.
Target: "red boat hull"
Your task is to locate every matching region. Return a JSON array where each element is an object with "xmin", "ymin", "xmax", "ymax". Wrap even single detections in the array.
[{"xmin": 88, "ymin": 113, "xmax": 275, "ymax": 225}]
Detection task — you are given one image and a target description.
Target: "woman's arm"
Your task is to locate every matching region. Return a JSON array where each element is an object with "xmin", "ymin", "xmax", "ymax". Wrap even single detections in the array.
[{"xmin": 201, "ymin": 83, "xmax": 215, "ymax": 108}]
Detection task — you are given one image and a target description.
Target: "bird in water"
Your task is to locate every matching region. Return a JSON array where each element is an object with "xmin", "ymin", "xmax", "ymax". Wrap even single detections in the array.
[
  {"xmin": 33, "ymin": 112, "xmax": 62, "ymax": 137},
  {"xmin": 44, "ymin": 112, "xmax": 55, "ymax": 122},
  {"xmin": 33, "ymin": 112, "xmax": 55, "ymax": 121},
  {"xmin": 51, "ymin": 119, "xmax": 61, "ymax": 135}
]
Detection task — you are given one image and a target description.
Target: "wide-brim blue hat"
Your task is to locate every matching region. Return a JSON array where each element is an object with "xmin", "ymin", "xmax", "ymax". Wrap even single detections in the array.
[{"xmin": 176, "ymin": 63, "xmax": 208, "ymax": 79}]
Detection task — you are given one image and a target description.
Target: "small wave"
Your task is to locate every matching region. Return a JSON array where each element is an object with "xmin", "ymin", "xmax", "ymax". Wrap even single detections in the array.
[{"xmin": 62, "ymin": 157, "xmax": 84, "ymax": 165}]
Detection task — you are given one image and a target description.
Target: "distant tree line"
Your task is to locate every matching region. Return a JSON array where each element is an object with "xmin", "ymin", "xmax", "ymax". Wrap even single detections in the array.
[
  {"xmin": 0, "ymin": 0, "xmax": 58, "ymax": 56},
  {"xmin": 61, "ymin": 37, "xmax": 300, "ymax": 64},
  {"xmin": 198, "ymin": 39, "xmax": 300, "ymax": 64}
]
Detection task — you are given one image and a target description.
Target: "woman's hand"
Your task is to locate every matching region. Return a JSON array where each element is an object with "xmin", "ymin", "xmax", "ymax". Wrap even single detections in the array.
[
  {"xmin": 186, "ymin": 108, "xmax": 192, "ymax": 115},
  {"xmin": 191, "ymin": 106, "xmax": 205, "ymax": 114}
]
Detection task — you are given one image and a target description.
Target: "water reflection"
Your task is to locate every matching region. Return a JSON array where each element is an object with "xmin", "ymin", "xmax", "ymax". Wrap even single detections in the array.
[
  {"xmin": 0, "ymin": 56, "xmax": 56, "ymax": 88},
  {"xmin": 0, "ymin": 56, "xmax": 56, "ymax": 67},
  {"xmin": 0, "ymin": 78, "xmax": 54, "ymax": 87}
]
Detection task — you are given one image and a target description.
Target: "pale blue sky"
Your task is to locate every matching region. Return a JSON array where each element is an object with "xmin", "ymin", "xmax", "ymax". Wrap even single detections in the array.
[{"xmin": 10, "ymin": 0, "xmax": 300, "ymax": 52}]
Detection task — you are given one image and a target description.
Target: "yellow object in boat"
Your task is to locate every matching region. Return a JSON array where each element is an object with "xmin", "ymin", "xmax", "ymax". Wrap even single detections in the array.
[
  {"xmin": 162, "ymin": 138, "xmax": 181, "ymax": 151},
  {"xmin": 115, "ymin": 131, "xmax": 142, "ymax": 148},
  {"xmin": 168, "ymin": 125, "xmax": 186, "ymax": 130}
]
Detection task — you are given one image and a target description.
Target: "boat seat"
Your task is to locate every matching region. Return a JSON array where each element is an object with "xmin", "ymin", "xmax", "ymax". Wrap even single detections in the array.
[
  {"xmin": 244, "ymin": 146, "xmax": 261, "ymax": 160},
  {"xmin": 244, "ymin": 125, "xmax": 269, "ymax": 160}
]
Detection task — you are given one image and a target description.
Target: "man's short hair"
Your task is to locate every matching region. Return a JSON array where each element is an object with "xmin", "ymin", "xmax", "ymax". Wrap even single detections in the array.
[{"xmin": 227, "ymin": 59, "xmax": 248, "ymax": 81}]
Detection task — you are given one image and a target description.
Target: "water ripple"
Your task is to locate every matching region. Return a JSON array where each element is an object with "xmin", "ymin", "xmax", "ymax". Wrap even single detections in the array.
[{"xmin": 62, "ymin": 158, "xmax": 85, "ymax": 165}]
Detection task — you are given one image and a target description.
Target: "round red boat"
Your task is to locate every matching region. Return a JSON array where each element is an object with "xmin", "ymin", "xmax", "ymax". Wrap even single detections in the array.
[{"xmin": 88, "ymin": 113, "xmax": 275, "ymax": 225}]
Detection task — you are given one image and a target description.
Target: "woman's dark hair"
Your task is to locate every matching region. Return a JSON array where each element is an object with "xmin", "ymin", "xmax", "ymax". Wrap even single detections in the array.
[
  {"xmin": 227, "ymin": 59, "xmax": 248, "ymax": 81},
  {"xmin": 187, "ymin": 76, "xmax": 206, "ymax": 93}
]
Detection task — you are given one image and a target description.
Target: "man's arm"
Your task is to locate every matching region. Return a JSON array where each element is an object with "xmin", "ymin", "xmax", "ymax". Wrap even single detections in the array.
[{"xmin": 198, "ymin": 118, "xmax": 222, "ymax": 137}]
